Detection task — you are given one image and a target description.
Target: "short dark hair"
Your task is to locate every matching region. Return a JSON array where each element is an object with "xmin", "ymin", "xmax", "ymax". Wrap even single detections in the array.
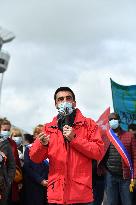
[
  {"xmin": 24, "ymin": 134, "xmax": 34, "ymax": 144},
  {"xmin": 54, "ymin": 87, "xmax": 75, "ymax": 102},
  {"xmin": 108, "ymin": 112, "xmax": 120, "ymax": 121},
  {"xmin": 128, "ymin": 124, "xmax": 136, "ymax": 131},
  {"xmin": 0, "ymin": 118, "xmax": 11, "ymax": 127}
]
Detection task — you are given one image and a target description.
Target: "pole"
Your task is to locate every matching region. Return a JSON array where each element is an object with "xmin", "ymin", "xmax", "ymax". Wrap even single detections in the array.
[
  {"xmin": 0, "ymin": 73, "xmax": 4, "ymax": 113},
  {"xmin": 0, "ymin": 38, "xmax": 3, "ymax": 113},
  {"xmin": 0, "ymin": 27, "xmax": 15, "ymax": 114}
]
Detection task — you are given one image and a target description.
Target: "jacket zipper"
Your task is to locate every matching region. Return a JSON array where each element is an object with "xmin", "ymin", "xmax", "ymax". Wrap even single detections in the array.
[{"xmin": 63, "ymin": 141, "xmax": 70, "ymax": 204}]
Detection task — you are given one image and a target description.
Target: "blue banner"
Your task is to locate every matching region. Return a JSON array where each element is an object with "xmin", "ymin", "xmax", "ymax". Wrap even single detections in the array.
[{"xmin": 110, "ymin": 79, "xmax": 136, "ymax": 131}]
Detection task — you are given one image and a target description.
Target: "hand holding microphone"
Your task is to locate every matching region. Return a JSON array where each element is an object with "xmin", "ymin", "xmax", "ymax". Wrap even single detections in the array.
[{"xmin": 63, "ymin": 125, "xmax": 76, "ymax": 142}]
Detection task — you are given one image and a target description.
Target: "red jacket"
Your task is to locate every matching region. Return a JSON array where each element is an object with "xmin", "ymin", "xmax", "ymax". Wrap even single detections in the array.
[
  {"xmin": 99, "ymin": 129, "xmax": 136, "ymax": 179},
  {"xmin": 29, "ymin": 109, "xmax": 104, "ymax": 204},
  {"xmin": 8, "ymin": 138, "xmax": 21, "ymax": 202}
]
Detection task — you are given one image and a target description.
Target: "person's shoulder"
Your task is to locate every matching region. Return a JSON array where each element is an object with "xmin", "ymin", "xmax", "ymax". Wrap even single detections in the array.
[
  {"xmin": 121, "ymin": 129, "xmax": 133, "ymax": 138},
  {"xmin": 0, "ymin": 140, "xmax": 13, "ymax": 155},
  {"xmin": 25, "ymin": 144, "xmax": 32, "ymax": 151},
  {"xmin": 85, "ymin": 117, "xmax": 97, "ymax": 127},
  {"xmin": 7, "ymin": 137, "xmax": 17, "ymax": 146},
  {"xmin": 75, "ymin": 108, "xmax": 97, "ymax": 127},
  {"xmin": 44, "ymin": 116, "xmax": 58, "ymax": 129}
]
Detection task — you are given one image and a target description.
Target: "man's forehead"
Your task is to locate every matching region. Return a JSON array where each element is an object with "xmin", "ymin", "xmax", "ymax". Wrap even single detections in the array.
[
  {"xmin": 56, "ymin": 91, "xmax": 72, "ymax": 98},
  {"xmin": 109, "ymin": 113, "xmax": 118, "ymax": 120}
]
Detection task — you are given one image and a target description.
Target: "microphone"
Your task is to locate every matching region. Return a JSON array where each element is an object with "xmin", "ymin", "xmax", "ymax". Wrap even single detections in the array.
[{"xmin": 64, "ymin": 114, "xmax": 70, "ymax": 126}]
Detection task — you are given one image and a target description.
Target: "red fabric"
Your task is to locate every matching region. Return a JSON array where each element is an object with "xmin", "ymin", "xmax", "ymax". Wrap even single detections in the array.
[
  {"xmin": 96, "ymin": 107, "xmax": 110, "ymax": 175},
  {"xmin": 120, "ymin": 131, "xmax": 136, "ymax": 179},
  {"xmin": 96, "ymin": 107, "xmax": 110, "ymax": 158},
  {"xmin": 30, "ymin": 109, "xmax": 104, "ymax": 204},
  {"xmin": 96, "ymin": 108, "xmax": 136, "ymax": 179},
  {"xmin": 8, "ymin": 138, "xmax": 21, "ymax": 202}
]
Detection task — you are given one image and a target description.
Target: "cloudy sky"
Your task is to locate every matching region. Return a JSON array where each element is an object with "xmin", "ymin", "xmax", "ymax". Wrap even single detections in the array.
[{"xmin": 0, "ymin": 0, "xmax": 136, "ymax": 133}]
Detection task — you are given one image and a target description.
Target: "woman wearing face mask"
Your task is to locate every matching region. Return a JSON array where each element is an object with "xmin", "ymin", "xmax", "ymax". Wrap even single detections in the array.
[
  {"xmin": 98, "ymin": 112, "xmax": 136, "ymax": 205},
  {"xmin": 11, "ymin": 128, "xmax": 24, "ymax": 167}
]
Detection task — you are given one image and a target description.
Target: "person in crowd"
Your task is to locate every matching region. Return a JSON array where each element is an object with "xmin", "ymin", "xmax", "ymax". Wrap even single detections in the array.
[
  {"xmin": 33, "ymin": 124, "xmax": 43, "ymax": 140},
  {"xmin": 23, "ymin": 130, "xmax": 49, "ymax": 205},
  {"xmin": 29, "ymin": 86, "xmax": 104, "ymax": 205},
  {"xmin": 99, "ymin": 112, "xmax": 136, "ymax": 205},
  {"xmin": 11, "ymin": 128, "xmax": 24, "ymax": 167},
  {"xmin": 128, "ymin": 123, "xmax": 136, "ymax": 205},
  {"xmin": 0, "ymin": 121, "xmax": 16, "ymax": 205},
  {"xmin": 24, "ymin": 133, "xmax": 34, "ymax": 147},
  {"xmin": 0, "ymin": 119, "xmax": 22, "ymax": 205},
  {"xmin": 10, "ymin": 128, "xmax": 24, "ymax": 205}
]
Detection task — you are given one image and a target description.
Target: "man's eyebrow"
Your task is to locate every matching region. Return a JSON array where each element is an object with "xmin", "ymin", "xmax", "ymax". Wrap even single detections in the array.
[
  {"xmin": 57, "ymin": 96, "xmax": 64, "ymax": 99},
  {"xmin": 57, "ymin": 95, "xmax": 72, "ymax": 99}
]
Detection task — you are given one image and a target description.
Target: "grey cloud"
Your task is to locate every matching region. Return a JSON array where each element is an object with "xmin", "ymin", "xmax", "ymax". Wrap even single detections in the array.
[
  {"xmin": 0, "ymin": 0, "xmax": 136, "ymax": 131},
  {"xmin": 1, "ymin": 0, "xmax": 136, "ymax": 45}
]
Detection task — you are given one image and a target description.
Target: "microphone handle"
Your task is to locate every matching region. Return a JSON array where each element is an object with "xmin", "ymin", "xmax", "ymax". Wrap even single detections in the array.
[{"xmin": 65, "ymin": 115, "xmax": 70, "ymax": 126}]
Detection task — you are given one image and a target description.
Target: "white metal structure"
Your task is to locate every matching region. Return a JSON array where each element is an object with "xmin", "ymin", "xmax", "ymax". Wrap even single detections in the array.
[
  {"xmin": 0, "ymin": 26, "xmax": 15, "ymax": 45},
  {"xmin": 0, "ymin": 50, "xmax": 10, "ymax": 73},
  {"xmin": 0, "ymin": 26, "xmax": 15, "ymax": 109}
]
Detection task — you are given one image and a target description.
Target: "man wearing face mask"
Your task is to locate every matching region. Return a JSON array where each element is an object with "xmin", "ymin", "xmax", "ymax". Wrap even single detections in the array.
[
  {"xmin": 29, "ymin": 87, "xmax": 104, "ymax": 205},
  {"xmin": 98, "ymin": 112, "xmax": 136, "ymax": 205}
]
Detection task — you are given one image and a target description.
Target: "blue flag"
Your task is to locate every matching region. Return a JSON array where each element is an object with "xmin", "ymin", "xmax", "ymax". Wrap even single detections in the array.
[{"xmin": 110, "ymin": 78, "xmax": 136, "ymax": 131}]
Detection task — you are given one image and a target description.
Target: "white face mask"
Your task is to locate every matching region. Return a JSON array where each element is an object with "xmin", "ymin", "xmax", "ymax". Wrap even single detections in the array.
[
  {"xmin": 12, "ymin": 137, "xmax": 22, "ymax": 146},
  {"xmin": 0, "ymin": 131, "xmax": 10, "ymax": 141},
  {"xmin": 109, "ymin": 119, "xmax": 119, "ymax": 129},
  {"xmin": 58, "ymin": 102, "xmax": 74, "ymax": 116}
]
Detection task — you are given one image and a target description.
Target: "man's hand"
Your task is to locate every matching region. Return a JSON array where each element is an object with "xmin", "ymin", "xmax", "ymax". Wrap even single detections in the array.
[
  {"xmin": 39, "ymin": 132, "xmax": 50, "ymax": 146},
  {"xmin": 18, "ymin": 183, "xmax": 23, "ymax": 190},
  {"xmin": 129, "ymin": 179, "xmax": 135, "ymax": 192},
  {"xmin": 63, "ymin": 125, "xmax": 75, "ymax": 142},
  {"xmin": 41, "ymin": 179, "xmax": 48, "ymax": 187}
]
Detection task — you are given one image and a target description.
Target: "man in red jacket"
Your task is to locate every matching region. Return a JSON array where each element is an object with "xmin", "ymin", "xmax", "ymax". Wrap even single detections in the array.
[
  {"xmin": 29, "ymin": 87, "xmax": 104, "ymax": 205},
  {"xmin": 99, "ymin": 113, "xmax": 136, "ymax": 205}
]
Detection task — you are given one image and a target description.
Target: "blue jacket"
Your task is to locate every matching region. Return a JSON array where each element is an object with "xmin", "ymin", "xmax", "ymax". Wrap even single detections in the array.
[
  {"xmin": 24, "ymin": 146, "xmax": 48, "ymax": 184},
  {"xmin": 23, "ymin": 146, "xmax": 49, "ymax": 205}
]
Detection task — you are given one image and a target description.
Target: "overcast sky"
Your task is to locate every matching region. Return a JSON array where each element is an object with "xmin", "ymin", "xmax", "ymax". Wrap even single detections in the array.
[{"xmin": 0, "ymin": 0, "xmax": 136, "ymax": 133}]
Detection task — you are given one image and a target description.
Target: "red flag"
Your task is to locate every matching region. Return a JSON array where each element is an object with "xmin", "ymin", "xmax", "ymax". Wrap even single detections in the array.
[
  {"xmin": 97, "ymin": 107, "xmax": 110, "ymax": 136},
  {"xmin": 96, "ymin": 107, "xmax": 110, "ymax": 166}
]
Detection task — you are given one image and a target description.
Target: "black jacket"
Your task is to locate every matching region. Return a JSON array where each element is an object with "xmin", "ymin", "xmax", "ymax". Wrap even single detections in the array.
[{"xmin": 0, "ymin": 139, "xmax": 16, "ymax": 199}]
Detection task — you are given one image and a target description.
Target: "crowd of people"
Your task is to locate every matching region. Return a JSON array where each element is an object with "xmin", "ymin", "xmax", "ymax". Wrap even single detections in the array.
[
  {"xmin": 0, "ymin": 119, "xmax": 49, "ymax": 205},
  {"xmin": 0, "ymin": 86, "xmax": 136, "ymax": 205}
]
